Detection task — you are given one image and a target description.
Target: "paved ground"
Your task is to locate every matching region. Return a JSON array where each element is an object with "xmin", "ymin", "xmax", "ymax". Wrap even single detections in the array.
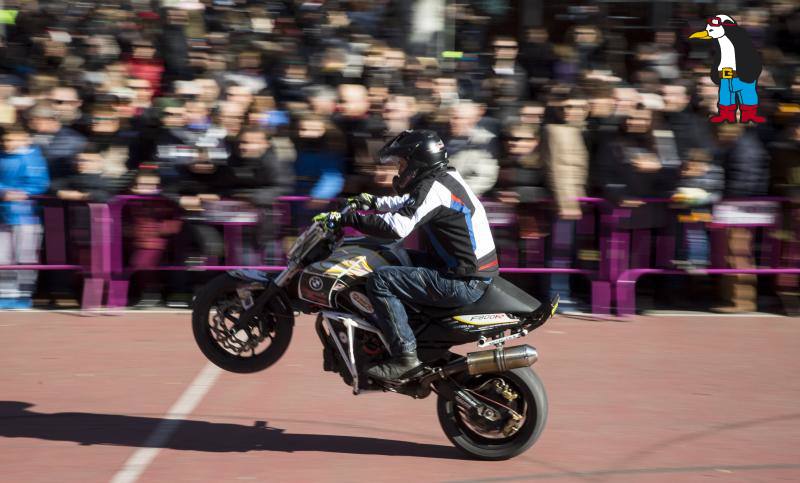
[{"xmin": 1, "ymin": 310, "xmax": 799, "ymax": 483}]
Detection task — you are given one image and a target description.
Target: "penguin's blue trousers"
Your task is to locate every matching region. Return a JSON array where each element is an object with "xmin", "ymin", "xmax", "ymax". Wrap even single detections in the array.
[{"xmin": 719, "ymin": 78, "xmax": 758, "ymax": 106}]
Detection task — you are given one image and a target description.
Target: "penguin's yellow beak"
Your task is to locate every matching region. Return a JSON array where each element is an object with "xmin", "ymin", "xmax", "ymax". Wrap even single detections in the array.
[{"xmin": 690, "ymin": 30, "xmax": 711, "ymax": 40}]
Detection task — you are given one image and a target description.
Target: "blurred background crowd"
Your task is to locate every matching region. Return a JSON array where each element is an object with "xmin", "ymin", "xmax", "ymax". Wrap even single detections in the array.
[{"xmin": 0, "ymin": 0, "xmax": 799, "ymax": 313}]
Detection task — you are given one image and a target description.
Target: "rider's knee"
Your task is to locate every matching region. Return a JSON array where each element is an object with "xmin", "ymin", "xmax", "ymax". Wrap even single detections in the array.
[{"xmin": 367, "ymin": 266, "xmax": 394, "ymax": 295}]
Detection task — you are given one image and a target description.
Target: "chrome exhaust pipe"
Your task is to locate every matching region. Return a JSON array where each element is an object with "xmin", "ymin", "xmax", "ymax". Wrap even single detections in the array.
[
  {"xmin": 439, "ymin": 345, "xmax": 538, "ymax": 378},
  {"xmin": 465, "ymin": 344, "xmax": 538, "ymax": 375}
]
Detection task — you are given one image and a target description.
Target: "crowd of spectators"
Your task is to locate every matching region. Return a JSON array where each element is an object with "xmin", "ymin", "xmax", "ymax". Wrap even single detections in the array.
[{"xmin": 0, "ymin": 0, "xmax": 799, "ymax": 312}]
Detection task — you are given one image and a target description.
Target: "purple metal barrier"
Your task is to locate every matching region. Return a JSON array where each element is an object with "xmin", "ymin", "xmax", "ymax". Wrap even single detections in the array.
[
  {"xmin": 616, "ymin": 268, "xmax": 800, "ymax": 316},
  {"xmin": 592, "ymin": 202, "xmax": 629, "ymax": 314},
  {"xmin": 10, "ymin": 195, "xmax": 795, "ymax": 312},
  {"xmin": 95, "ymin": 194, "xmax": 800, "ymax": 314},
  {"xmin": 107, "ymin": 195, "xmax": 160, "ymax": 307},
  {"xmin": 43, "ymin": 205, "xmax": 68, "ymax": 265},
  {"xmin": 0, "ymin": 265, "xmax": 82, "ymax": 270},
  {"xmin": 608, "ymin": 197, "xmax": 792, "ymax": 316},
  {"xmin": 0, "ymin": 199, "xmax": 108, "ymax": 309},
  {"xmin": 101, "ymin": 195, "xmax": 608, "ymax": 309},
  {"xmin": 117, "ymin": 265, "xmax": 593, "ymax": 274},
  {"xmin": 106, "ymin": 195, "xmax": 340, "ymax": 306},
  {"xmin": 486, "ymin": 197, "xmax": 608, "ymax": 313},
  {"xmin": 84, "ymin": 203, "xmax": 112, "ymax": 309},
  {"xmin": 106, "ymin": 195, "xmax": 264, "ymax": 307}
]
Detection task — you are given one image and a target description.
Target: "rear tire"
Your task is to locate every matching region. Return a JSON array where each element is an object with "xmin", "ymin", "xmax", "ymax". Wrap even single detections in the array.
[
  {"xmin": 192, "ymin": 274, "xmax": 293, "ymax": 373},
  {"xmin": 436, "ymin": 367, "xmax": 548, "ymax": 460}
]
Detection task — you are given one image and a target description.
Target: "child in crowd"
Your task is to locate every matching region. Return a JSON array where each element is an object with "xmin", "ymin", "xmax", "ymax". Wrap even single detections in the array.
[
  {"xmin": 52, "ymin": 144, "xmax": 114, "ymax": 203},
  {"xmin": 51, "ymin": 144, "xmax": 116, "ymax": 271},
  {"xmin": 0, "ymin": 125, "xmax": 50, "ymax": 309},
  {"xmin": 671, "ymin": 148, "xmax": 723, "ymax": 270}
]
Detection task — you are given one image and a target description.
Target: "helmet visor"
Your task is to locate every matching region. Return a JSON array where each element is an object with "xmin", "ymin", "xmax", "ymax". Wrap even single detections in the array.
[{"xmin": 378, "ymin": 154, "xmax": 406, "ymax": 166}]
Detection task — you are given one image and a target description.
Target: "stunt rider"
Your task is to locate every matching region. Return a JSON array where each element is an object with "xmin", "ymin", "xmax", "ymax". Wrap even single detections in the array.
[{"xmin": 313, "ymin": 130, "xmax": 500, "ymax": 382}]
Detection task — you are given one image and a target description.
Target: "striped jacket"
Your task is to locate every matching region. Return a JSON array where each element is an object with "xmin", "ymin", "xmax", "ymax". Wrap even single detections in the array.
[{"xmin": 343, "ymin": 168, "xmax": 499, "ymax": 278}]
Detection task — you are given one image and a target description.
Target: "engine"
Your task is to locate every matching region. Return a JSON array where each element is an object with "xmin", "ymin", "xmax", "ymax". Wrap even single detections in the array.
[{"xmin": 316, "ymin": 315, "xmax": 386, "ymax": 387}]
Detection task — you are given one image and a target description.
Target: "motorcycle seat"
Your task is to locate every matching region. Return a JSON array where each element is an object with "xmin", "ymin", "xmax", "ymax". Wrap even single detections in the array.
[{"xmin": 420, "ymin": 277, "xmax": 542, "ymax": 319}]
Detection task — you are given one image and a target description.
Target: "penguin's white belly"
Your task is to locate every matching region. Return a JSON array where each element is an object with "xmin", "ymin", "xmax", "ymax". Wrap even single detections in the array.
[{"xmin": 717, "ymin": 36, "xmax": 737, "ymax": 70}]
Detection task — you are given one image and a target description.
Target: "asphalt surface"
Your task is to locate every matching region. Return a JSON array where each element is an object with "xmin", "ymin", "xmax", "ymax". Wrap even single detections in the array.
[{"xmin": 1, "ymin": 311, "xmax": 799, "ymax": 482}]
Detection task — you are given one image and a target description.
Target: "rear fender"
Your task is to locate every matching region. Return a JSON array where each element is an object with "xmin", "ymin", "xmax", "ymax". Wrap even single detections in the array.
[
  {"xmin": 548, "ymin": 294, "xmax": 560, "ymax": 318},
  {"xmin": 524, "ymin": 294, "xmax": 559, "ymax": 332}
]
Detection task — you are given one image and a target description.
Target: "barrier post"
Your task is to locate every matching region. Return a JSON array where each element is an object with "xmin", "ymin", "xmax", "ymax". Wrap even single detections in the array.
[
  {"xmin": 592, "ymin": 204, "xmax": 636, "ymax": 314},
  {"xmin": 632, "ymin": 229, "xmax": 650, "ymax": 268},
  {"xmin": 106, "ymin": 197, "xmax": 129, "ymax": 307},
  {"xmin": 589, "ymin": 202, "xmax": 614, "ymax": 314},
  {"xmin": 81, "ymin": 203, "xmax": 112, "ymax": 309},
  {"xmin": 43, "ymin": 204, "xmax": 67, "ymax": 264}
]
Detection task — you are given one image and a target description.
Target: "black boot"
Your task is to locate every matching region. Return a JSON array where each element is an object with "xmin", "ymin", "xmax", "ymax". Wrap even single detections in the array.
[{"xmin": 365, "ymin": 351, "xmax": 423, "ymax": 382}]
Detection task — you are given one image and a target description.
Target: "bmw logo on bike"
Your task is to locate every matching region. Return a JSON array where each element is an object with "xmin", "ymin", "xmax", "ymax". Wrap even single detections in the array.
[{"xmin": 309, "ymin": 276, "xmax": 324, "ymax": 291}]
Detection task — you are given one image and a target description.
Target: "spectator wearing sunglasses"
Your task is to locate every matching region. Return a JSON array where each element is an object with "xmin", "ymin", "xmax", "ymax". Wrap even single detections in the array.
[
  {"xmin": 496, "ymin": 122, "xmax": 549, "ymax": 261},
  {"xmin": 27, "ymin": 103, "xmax": 87, "ymax": 182},
  {"xmin": 47, "ymin": 86, "xmax": 83, "ymax": 125},
  {"xmin": 87, "ymin": 103, "xmax": 137, "ymax": 193}
]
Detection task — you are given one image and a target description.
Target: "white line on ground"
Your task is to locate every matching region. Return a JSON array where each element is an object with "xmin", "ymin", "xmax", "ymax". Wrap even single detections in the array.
[{"xmin": 109, "ymin": 362, "xmax": 222, "ymax": 483}]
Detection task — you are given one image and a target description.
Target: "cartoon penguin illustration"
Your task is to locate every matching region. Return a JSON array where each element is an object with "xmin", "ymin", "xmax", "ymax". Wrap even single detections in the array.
[{"xmin": 690, "ymin": 15, "xmax": 765, "ymax": 123}]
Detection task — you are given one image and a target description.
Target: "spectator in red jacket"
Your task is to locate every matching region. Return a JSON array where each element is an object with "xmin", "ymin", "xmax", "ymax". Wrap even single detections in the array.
[{"xmin": 126, "ymin": 39, "xmax": 165, "ymax": 97}]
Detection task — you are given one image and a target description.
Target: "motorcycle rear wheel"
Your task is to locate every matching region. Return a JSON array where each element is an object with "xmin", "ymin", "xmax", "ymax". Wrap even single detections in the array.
[
  {"xmin": 192, "ymin": 273, "xmax": 293, "ymax": 373},
  {"xmin": 437, "ymin": 367, "xmax": 548, "ymax": 460}
]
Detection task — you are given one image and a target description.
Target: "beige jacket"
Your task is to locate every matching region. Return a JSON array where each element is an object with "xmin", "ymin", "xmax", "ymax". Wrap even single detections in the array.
[{"xmin": 543, "ymin": 124, "xmax": 588, "ymax": 214}]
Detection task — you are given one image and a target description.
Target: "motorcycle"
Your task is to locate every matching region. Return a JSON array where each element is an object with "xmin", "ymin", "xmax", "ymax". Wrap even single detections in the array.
[{"xmin": 191, "ymin": 204, "xmax": 558, "ymax": 460}]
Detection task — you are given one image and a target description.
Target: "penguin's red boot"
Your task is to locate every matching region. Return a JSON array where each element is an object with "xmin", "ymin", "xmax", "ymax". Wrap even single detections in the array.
[
  {"xmin": 740, "ymin": 104, "xmax": 766, "ymax": 123},
  {"xmin": 709, "ymin": 104, "xmax": 737, "ymax": 123}
]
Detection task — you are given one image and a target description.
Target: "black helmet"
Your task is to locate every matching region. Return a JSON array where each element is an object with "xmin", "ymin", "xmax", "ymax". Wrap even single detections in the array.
[{"xmin": 378, "ymin": 129, "xmax": 448, "ymax": 194}]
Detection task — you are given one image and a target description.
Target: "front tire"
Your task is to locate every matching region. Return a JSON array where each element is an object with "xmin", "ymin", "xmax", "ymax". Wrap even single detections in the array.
[
  {"xmin": 437, "ymin": 367, "xmax": 548, "ymax": 460},
  {"xmin": 192, "ymin": 274, "xmax": 293, "ymax": 373}
]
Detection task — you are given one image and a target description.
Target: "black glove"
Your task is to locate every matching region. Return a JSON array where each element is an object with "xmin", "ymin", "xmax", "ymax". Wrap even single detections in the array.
[
  {"xmin": 312, "ymin": 211, "xmax": 343, "ymax": 232},
  {"xmin": 346, "ymin": 193, "xmax": 376, "ymax": 210}
]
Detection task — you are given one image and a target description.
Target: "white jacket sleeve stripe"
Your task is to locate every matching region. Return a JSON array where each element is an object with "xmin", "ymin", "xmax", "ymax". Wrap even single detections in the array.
[
  {"xmin": 375, "ymin": 194, "xmax": 410, "ymax": 212},
  {"xmin": 376, "ymin": 181, "xmax": 447, "ymax": 239}
]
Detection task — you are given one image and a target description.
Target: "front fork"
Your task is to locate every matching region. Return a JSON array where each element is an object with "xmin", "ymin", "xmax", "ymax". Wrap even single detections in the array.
[{"xmin": 231, "ymin": 262, "xmax": 299, "ymax": 332}]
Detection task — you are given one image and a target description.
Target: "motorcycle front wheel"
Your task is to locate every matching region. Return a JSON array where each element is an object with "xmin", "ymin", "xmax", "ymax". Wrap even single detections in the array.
[
  {"xmin": 437, "ymin": 367, "xmax": 548, "ymax": 460},
  {"xmin": 192, "ymin": 273, "xmax": 294, "ymax": 373}
]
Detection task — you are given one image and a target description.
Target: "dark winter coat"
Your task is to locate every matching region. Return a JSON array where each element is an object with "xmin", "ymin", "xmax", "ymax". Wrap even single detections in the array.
[
  {"xmin": 665, "ymin": 109, "xmax": 714, "ymax": 160},
  {"xmin": 51, "ymin": 173, "xmax": 113, "ymax": 203},
  {"xmin": 718, "ymin": 129, "xmax": 769, "ymax": 197},
  {"xmin": 595, "ymin": 131, "xmax": 682, "ymax": 230},
  {"xmin": 222, "ymin": 147, "xmax": 295, "ymax": 207},
  {"xmin": 158, "ymin": 25, "xmax": 193, "ymax": 83},
  {"xmin": 33, "ymin": 127, "xmax": 87, "ymax": 182},
  {"xmin": 677, "ymin": 164, "xmax": 725, "ymax": 206}
]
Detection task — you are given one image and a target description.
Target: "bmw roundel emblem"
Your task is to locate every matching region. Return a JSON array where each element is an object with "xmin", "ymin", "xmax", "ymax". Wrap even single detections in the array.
[{"xmin": 309, "ymin": 276, "xmax": 324, "ymax": 291}]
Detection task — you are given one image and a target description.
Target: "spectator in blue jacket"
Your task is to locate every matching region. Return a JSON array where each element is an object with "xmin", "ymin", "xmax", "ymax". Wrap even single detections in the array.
[
  {"xmin": 292, "ymin": 112, "xmax": 346, "ymax": 201},
  {"xmin": 0, "ymin": 125, "xmax": 50, "ymax": 309}
]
